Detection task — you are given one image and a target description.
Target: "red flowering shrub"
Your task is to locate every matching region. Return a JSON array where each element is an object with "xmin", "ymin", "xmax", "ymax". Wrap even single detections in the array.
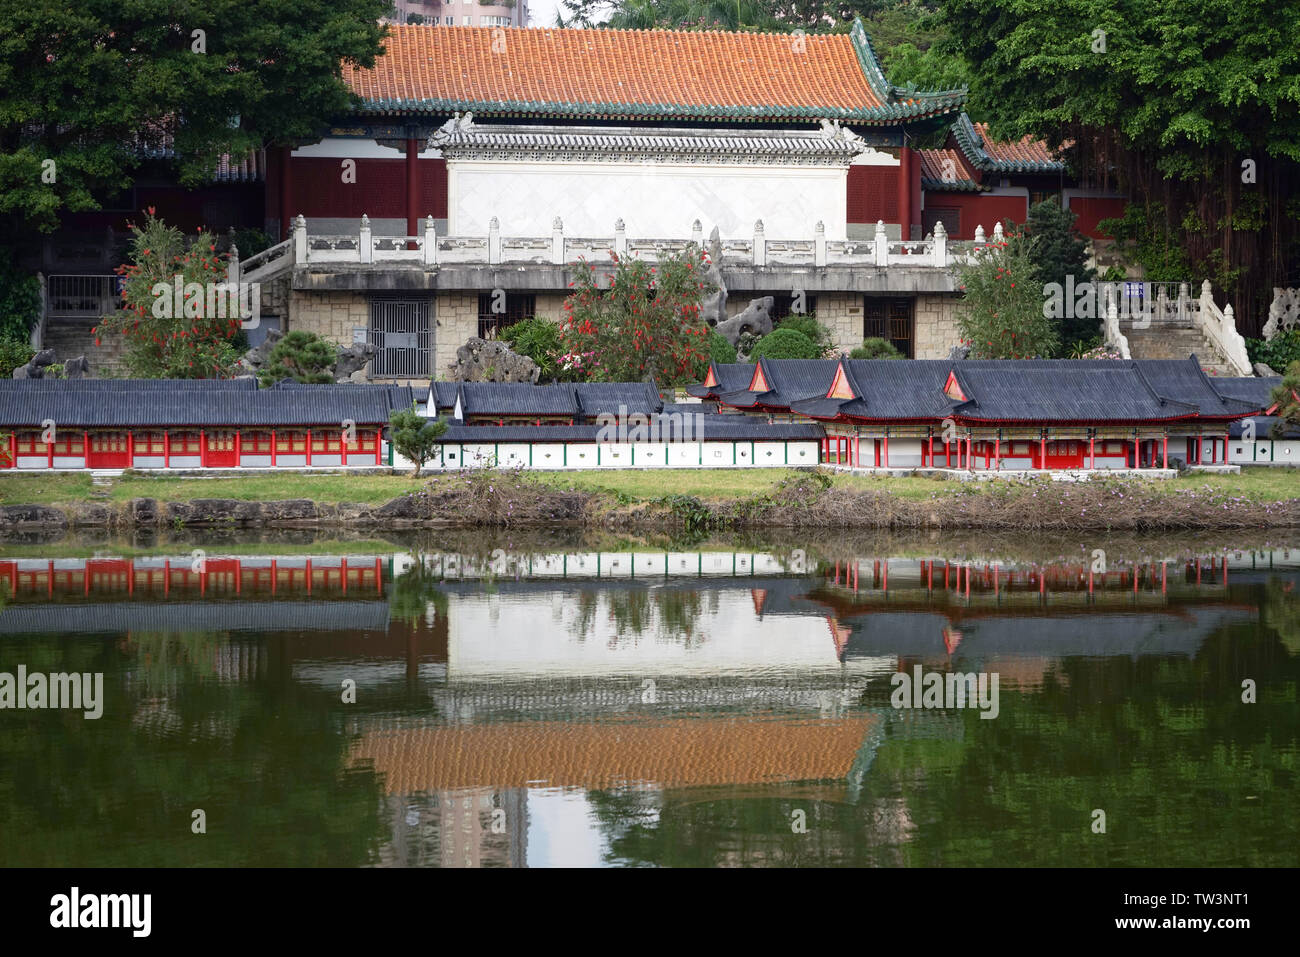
[
  {"xmin": 561, "ymin": 248, "xmax": 715, "ymax": 386},
  {"xmin": 95, "ymin": 210, "xmax": 242, "ymax": 378}
]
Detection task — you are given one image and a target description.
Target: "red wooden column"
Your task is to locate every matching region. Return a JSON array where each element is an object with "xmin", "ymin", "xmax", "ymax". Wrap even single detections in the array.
[
  {"xmin": 163, "ymin": 432, "xmax": 170, "ymax": 469},
  {"xmin": 83, "ymin": 431, "xmax": 89, "ymax": 468},
  {"xmin": 200, "ymin": 429, "xmax": 207, "ymax": 467},
  {"xmin": 46, "ymin": 434, "xmax": 53, "ymax": 469},
  {"xmin": 1197, "ymin": 436, "xmax": 1203, "ymax": 465},
  {"xmin": 279, "ymin": 145, "xmax": 293, "ymax": 241},
  {"xmin": 882, "ymin": 435, "xmax": 889, "ymax": 468},
  {"xmin": 234, "ymin": 430, "xmax": 242, "ymax": 467},
  {"xmin": 1089, "ymin": 435, "xmax": 1095, "ymax": 470},
  {"xmin": 1224, "ymin": 430, "xmax": 1229, "ymax": 464},
  {"xmin": 406, "ymin": 137, "xmax": 420, "ymax": 243},
  {"xmin": 897, "ymin": 145, "xmax": 914, "ymax": 241},
  {"xmin": 306, "ymin": 429, "xmax": 313, "ymax": 466},
  {"xmin": 270, "ymin": 430, "xmax": 277, "ymax": 467},
  {"xmin": 994, "ymin": 436, "xmax": 1000, "ymax": 470},
  {"xmin": 127, "ymin": 431, "xmax": 134, "ymax": 467},
  {"xmin": 1042, "ymin": 434, "xmax": 1048, "ymax": 470},
  {"xmin": 375, "ymin": 428, "xmax": 383, "ymax": 465}
]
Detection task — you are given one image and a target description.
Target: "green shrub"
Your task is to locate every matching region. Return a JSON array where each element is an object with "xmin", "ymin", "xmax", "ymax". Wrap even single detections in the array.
[
  {"xmin": 0, "ymin": 338, "xmax": 35, "ymax": 377},
  {"xmin": 1247, "ymin": 330, "xmax": 1300, "ymax": 373},
  {"xmin": 501, "ymin": 317, "xmax": 570, "ymax": 381},
  {"xmin": 258, "ymin": 330, "xmax": 337, "ymax": 386},
  {"xmin": 849, "ymin": 337, "xmax": 904, "ymax": 360},
  {"xmin": 706, "ymin": 329, "xmax": 737, "ymax": 364},
  {"xmin": 0, "ymin": 251, "xmax": 41, "ymax": 343},
  {"xmin": 749, "ymin": 327, "xmax": 821, "ymax": 361},
  {"xmin": 775, "ymin": 313, "xmax": 834, "ymax": 357}
]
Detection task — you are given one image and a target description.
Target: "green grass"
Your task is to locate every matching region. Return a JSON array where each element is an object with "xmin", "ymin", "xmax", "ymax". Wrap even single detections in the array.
[{"xmin": 1, "ymin": 465, "xmax": 1296, "ymax": 508}]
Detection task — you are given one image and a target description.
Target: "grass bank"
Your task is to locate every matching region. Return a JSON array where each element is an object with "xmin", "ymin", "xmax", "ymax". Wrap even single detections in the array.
[{"xmin": 2, "ymin": 466, "xmax": 1298, "ymax": 530}]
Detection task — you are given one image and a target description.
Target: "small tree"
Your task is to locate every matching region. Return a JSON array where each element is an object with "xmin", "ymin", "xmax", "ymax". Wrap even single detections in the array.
[
  {"xmin": 562, "ymin": 248, "xmax": 714, "ymax": 386},
  {"xmin": 259, "ymin": 330, "xmax": 337, "ymax": 386},
  {"xmin": 849, "ymin": 337, "xmax": 904, "ymax": 359},
  {"xmin": 956, "ymin": 228, "xmax": 1059, "ymax": 359},
  {"xmin": 1026, "ymin": 200, "xmax": 1097, "ymax": 354},
  {"xmin": 96, "ymin": 210, "xmax": 243, "ymax": 378},
  {"xmin": 390, "ymin": 406, "xmax": 449, "ymax": 477}
]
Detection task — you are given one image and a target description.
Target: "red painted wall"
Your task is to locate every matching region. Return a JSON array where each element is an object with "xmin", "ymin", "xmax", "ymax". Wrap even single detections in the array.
[
  {"xmin": 848, "ymin": 165, "xmax": 899, "ymax": 225},
  {"xmin": 267, "ymin": 155, "xmax": 448, "ymax": 224},
  {"xmin": 921, "ymin": 193, "xmax": 1028, "ymax": 239},
  {"xmin": 1069, "ymin": 197, "xmax": 1127, "ymax": 239}
]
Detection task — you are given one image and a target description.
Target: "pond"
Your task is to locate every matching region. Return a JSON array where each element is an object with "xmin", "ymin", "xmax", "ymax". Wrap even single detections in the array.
[{"xmin": 1, "ymin": 530, "xmax": 1297, "ymax": 867}]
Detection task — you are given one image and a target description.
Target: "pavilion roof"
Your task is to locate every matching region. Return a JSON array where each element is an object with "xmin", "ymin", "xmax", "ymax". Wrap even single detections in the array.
[{"xmin": 345, "ymin": 21, "xmax": 966, "ymax": 125}]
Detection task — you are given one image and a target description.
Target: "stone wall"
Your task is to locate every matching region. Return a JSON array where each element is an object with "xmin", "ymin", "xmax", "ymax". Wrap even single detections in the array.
[
  {"xmin": 434, "ymin": 292, "xmax": 480, "ymax": 379},
  {"xmin": 290, "ymin": 291, "xmax": 369, "ymax": 347},
  {"xmin": 914, "ymin": 293, "xmax": 962, "ymax": 359},
  {"xmin": 816, "ymin": 293, "xmax": 865, "ymax": 354}
]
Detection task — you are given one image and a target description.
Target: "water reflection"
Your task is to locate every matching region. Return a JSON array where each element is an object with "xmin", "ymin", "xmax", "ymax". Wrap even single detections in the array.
[{"xmin": 1, "ymin": 541, "xmax": 1298, "ymax": 867}]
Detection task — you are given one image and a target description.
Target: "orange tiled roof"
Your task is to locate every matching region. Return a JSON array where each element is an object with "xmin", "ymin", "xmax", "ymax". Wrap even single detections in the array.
[
  {"xmin": 951, "ymin": 113, "xmax": 1063, "ymax": 174},
  {"xmin": 345, "ymin": 22, "xmax": 966, "ymax": 124},
  {"xmin": 352, "ymin": 714, "xmax": 878, "ymax": 791},
  {"xmin": 917, "ymin": 147, "xmax": 981, "ymax": 191}
]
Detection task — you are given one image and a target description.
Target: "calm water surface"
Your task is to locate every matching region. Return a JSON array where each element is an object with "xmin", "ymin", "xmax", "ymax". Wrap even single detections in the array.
[{"xmin": 1, "ymin": 534, "xmax": 1297, "ymax": 867}]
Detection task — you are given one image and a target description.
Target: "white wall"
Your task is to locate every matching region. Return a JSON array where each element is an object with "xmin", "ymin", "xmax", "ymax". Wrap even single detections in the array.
[{"xmin": 449, "ymin": 160, "xmax": 849, "ymax": 239}]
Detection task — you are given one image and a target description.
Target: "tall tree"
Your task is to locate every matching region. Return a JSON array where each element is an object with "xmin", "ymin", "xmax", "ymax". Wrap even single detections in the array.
[{"xmin": 0, "ymin": 1, "xmax": 390, "ymax": 247}]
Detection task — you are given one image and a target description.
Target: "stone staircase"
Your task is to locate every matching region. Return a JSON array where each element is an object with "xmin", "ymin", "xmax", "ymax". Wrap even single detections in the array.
[
  {"xmin": 1123, "ymin": 325, "xmax": 1240, "ymax": 377},
  {"xmin": 40, "ymin": 317, "xmax": 131, "ymax": 377}
]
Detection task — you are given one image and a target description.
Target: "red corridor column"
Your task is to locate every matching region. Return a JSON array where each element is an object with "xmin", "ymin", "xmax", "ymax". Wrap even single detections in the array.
[
  {"xmin": 279, "ymin": 145, "xmax": 293, "ymax": 241},
  {"xmin": 406, "ymin": 137, "xmax": 420, "ymax": 241},
  {"xmin": 897, "ymin": 144, "xmax": 914, "ymax": 241}
]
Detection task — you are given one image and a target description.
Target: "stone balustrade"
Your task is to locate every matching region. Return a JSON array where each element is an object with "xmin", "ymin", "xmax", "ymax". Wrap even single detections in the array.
[{"xmin": 288, "ymin": 214, "xmax": 1004, "ymax": 271}]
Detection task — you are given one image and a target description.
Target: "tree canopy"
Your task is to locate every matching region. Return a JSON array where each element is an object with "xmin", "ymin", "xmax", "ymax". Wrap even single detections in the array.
[{"xmin": 0, "ymin": 1, "xmax": 390, "ymax": 245}]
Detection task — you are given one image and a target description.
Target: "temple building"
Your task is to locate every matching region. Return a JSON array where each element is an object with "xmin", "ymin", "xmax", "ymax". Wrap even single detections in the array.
[{"xmin": 249, "ymin": 21, "xmax": 985, "ymax": 378}]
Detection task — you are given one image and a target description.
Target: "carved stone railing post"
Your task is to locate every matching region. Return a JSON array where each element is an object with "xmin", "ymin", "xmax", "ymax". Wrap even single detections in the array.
[
  {"xmin": 551, "ymin": 217, "xmax": 565, "ymax": 265},
  {"xmin": 932, "ymin": 220, "xmax": 947, "ymax": 267},
  {"xmin": 691, "ymin": 220, "xmax": 703, "ymax": 246},
  {"xmin": 753, "ymin": 220, "xmax": 766, "ymax": 267},
  {"xmin": 227, "ymin": 244, "xmax": 240, "ymax": 286},
  {"xmin": 814, "ymin": 221, "xmax": 827, "ymax": 267},
  {"xmin": 614, "ymin": 218, "xmax": 627, "ymax": 258},
  {"xmin": 992, "ymin": 221, "xmax": 1004, "ymax": 243},
  {"xmin": 424, "ymin": 216, "xmax": 437, "ymax": 266},
  {"xmin": 488, "ymin": 217, "xmax": 501, "ymax": 265},
  {"xmin": 874, "ymin": 220, "xmax": 888, "ymax": 266},
  {"xmin": 293, "ymin": 214, "xmax": 307, "ymax": 263},
  {"xmin": 1104, "ymin": 284, "xmax": 1132, "ymax": 360},
  {"xmin": 974, "ymin": 224, "xmax": 986, "ymax": 246},
  {"xmin": 359, "ymin": 214, "xmax": 373, "ymax": 264}
]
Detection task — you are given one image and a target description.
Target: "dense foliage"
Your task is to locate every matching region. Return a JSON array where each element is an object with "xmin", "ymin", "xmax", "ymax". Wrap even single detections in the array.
[
  {"xmin": 258, "ymin": 330, "xmax": 337, "ymax": 386},
  {"xmin": 562, "ymin": 249, "xmax": 714, "ymax": 386},
  {"xmin": 95, "ymin": 211, "xmax": 242, "ymax": 378},
  {"xmin": 774, "ymin": 313, "xmax": 835, "ymax": 358},
  {"xmin": 935, "ymin": 0, "xmax": 1300, "ymax": 331},
  {"xmin": 0, "ymin": 249, "xmax": 40, "ymax": 342},
  {"xmin": 1247, "ymin": 330, "xmax": 1300, "ymax": 374},
  {"xmin": 0, "ymin": 1, "xmax": 389, "ymax": 247}
]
